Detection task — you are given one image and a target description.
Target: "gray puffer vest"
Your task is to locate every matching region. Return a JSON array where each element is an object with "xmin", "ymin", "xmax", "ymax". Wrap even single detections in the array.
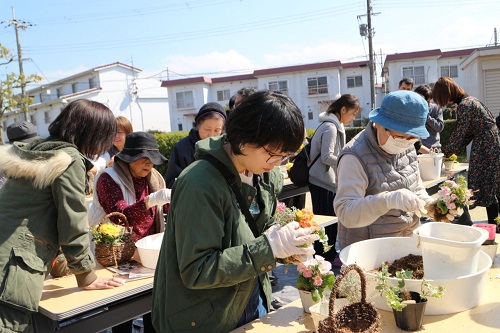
[{"xmin": 337, "ymin": 123, "xmax": 420, "ymax": 249}]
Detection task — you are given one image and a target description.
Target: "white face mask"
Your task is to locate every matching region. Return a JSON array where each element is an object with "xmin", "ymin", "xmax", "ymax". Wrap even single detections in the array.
[{"xmin": 379, "ymin": 130, "xmax": 418, "ymax": 154}]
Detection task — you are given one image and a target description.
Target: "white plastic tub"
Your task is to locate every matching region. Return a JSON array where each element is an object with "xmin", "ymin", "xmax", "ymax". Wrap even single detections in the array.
[
  {"xmin": 417, "ymin": 153, "xmax": 443, "ymax": 180},
  {"xmin": 135, "ymin": 232, "xmax": 164, "ymax": 269},
  {"xmin": 413, "ymin": 223, "xmax": 488, "ymax": 279},
  {"xmin": 339, "ymin": 236, "xmax": 491, "ymax": 315}
]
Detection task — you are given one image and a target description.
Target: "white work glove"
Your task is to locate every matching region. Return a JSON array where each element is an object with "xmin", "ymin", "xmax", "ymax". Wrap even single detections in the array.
[
  {"xmin": 385, "ymin": 188, "xmax": 427, "ymax": 218},
  {"xmin": 146, "ymin": 189, "xmax": 171, "ymax": 208},
  {"xmin": 264, "ymin": 222, "xmax": 319, "ymax": 259}
]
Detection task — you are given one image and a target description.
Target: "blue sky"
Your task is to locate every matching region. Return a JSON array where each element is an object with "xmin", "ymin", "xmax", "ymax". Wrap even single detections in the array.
[{"xmin": 1, "ymin": 0, "xmax": 499, "ymax": 87}]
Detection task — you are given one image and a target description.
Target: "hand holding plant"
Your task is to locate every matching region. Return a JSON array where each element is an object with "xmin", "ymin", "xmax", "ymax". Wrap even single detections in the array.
[
  {"xmin": 425, "ymin": 175, "xmax": 474, "ymax": 222},
  {"xmin": 273, "ymin": 202, "xmax": 332, "ymax": 264}
]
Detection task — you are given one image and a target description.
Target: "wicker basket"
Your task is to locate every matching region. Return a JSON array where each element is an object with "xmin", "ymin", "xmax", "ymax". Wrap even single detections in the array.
[
  {"xmin": 94, "ymin": 212, "xmax": 136, "ymax": 267},
  {"xmin": 318, "ymin": 264, "xmax": 381, "ymax": 333}
]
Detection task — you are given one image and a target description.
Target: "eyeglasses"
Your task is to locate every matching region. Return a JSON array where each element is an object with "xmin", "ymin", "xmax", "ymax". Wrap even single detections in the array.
[
  {"xmin": 385, "ymin": 129, "xmax": 418, "ymax": 141},
  {"xmin": 262, "ymin": 146, "xmax": 292, "ymax": 164}
]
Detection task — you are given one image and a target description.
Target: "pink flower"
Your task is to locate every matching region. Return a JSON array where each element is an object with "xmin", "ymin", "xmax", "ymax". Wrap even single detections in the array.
[
  {"xmin": 439, "ymin": 186, "xmax": 451, "ymax": 196},
  {"xmin": 318, "ymin": 259, "xmax": 332, "ymax": 274},
  {"xmin": 313, "ymin": 275, "xmax": 323, "ymax": 286},
  {"xmin": 446, "ymin": 202, "xmax": 456, "ymax": 210},
  {"xmin": 302, "ymin": 268, "xmax": 313, "ymax": 278},
  {"xmin": 276, "ymin": 201, "xmax": 286, "ymax": 213}
]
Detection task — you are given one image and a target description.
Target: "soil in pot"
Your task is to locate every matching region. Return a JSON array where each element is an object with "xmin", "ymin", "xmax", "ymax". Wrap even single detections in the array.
[
  {"xmin": 393, "ymin": 291, "xmax": 427, "ymax": 331},
  {"xmin": 373, "ymin": 254, "xmax": 424, "ymax": 279}
]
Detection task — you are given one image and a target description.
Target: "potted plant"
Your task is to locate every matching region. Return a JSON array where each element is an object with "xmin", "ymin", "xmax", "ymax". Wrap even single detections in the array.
[
  {"xmin": 90, "ymin": 212, "xmax": 135, "ymax": 267},
  {"xmin": 296, "ymin": 255, "xmax": 335, "ymax": 313},
  {"xmin": 375, "ymin": 263, "xmax": 445, "ymax": 331},
  {"xmin": 443, "ymin": 153, "xmax": 457, "ymax": 171}
]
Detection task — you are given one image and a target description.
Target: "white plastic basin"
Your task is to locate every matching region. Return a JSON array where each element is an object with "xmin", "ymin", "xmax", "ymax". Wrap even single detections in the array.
[
  {"xmin": 339, "ymin": 236, "xmax": 491, "ymax": 315},
  {"xmin": 413, "ymin": 222, "xmax": 489, "ymax": 279},
  {"xmin": 135, "ymin": 232, "xmax": 164, "ymax": 269}
]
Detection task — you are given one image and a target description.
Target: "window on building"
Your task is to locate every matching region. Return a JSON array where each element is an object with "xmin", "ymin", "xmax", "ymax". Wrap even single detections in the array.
[
  {"xmin": 347, "ymin": 75, "xmax": 363, "ymax": 88},
  {"xmin": 44, "ymin": 111, "xmax": 51, "ymax": 124},
  {"xmin": 402, "ymin": 66, "xmax": 425, "ymax": 85},
  {"xmin": 308, "ymin": 112, "xmax": 314, "ymax": 120},
  {"xmin": 216, "ymin": 89, "xmax": 231, "ymax": 101},
  {"xmin": 307, "ymin": 76, "xmax": 328, "ymax": 95},
  {"xmin": 440, "ymin": 65, "xmax": 458, "ymax": 78},
  {"xmin": 268, "ymin": 80, "xmax": 288, "ymax": 93},
  {"xmin": 89, "ymin": 77, "xmax": 99, "ymax": 89},
  {"xmin": 71, "ymin": 83, "xmax": 78, "ymax": 94},
  {"xmin": 56, "ymin": 88, "xmax": 62, "ymax": 98},
  {"xmin": 30, "ymin": 115, "xmax": 37, "ymax": 125},
  {"xmin": 175, "ymin": 91, "xmax": 194, "ymax": 109},
  {"xmin": 177, "ymin": 123, "xmax": 183, "ymax": 131}
]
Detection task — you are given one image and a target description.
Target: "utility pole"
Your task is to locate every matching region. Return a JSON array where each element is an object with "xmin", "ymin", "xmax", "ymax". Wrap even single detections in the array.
[
  {"xmin": 358, "ymin": 1, "xmax": 379, "ymax": 109},
  {"xmin": 366, "ymin": 0, "xmax": 375, "ymax": 110},
  {"xmin": 3, "ymin": 8, "xmax": 33, "ymax": 120}
]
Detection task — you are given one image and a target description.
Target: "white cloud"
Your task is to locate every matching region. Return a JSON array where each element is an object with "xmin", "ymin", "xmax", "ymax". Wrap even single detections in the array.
[
  {"xmin": 41, "ymin": 65, "xmax": 89, "ymax": 84},
  {"xmin": 160, "ymin": 50, "xmax": 255, "ymax": 78},
  {"xmin": 260, "ymin": 41, "xmax": 369, "ymax": 67}
]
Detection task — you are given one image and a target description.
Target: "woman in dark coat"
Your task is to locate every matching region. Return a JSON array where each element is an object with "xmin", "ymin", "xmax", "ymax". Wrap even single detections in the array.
[
  {"xmin": 164, "ymin": 102, "xmax": 226, "ymax": 188},
  {"xmin": 432, "ymin": 76, "xmax": 500, "ymax": 227}
]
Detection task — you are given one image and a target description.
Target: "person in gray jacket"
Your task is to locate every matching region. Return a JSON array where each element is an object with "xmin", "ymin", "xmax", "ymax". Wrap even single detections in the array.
[
  {"xmin": 333, "ymin": 91, "xmax": 452, "ymax": 250},
  {"xmin": 308, "ymin": 94, "xmax": 360, "ymax": 261}
]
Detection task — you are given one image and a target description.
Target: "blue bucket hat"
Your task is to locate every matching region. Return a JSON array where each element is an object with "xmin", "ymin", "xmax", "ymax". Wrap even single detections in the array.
[{"xmin": 369, "ymin": 90, "xmax": 429, "ymax": 138}]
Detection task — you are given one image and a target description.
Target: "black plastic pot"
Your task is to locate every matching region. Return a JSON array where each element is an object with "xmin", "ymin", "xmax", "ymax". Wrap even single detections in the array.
[{"xmin": 392, "ymin": 291, "xmax": 427, "ymax": 331}]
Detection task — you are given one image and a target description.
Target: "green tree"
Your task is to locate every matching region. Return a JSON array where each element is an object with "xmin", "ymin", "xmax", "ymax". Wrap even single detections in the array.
[{"xmin": 0, "ymin": 43, "xmax": 41, "ymax": 144}]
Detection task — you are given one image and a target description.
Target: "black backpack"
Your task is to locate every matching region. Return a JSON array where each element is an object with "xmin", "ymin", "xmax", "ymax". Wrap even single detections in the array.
[{"xmin": 288, "ymin": 125, "xmax": 323, "ymax": 187}]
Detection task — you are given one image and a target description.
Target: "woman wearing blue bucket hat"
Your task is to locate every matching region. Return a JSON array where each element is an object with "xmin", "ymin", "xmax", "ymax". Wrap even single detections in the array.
[{"xmin": 333, "ymin": 90, "xmax": 455, "ymax": 250}]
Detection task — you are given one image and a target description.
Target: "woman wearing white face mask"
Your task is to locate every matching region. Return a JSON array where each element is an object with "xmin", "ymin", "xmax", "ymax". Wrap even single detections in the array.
[{"xmin": 333, "ymin": 90, "xmax": 452, "ymax": 250}]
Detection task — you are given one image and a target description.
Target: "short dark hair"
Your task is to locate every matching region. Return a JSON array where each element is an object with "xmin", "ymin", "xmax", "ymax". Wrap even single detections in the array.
[
  {"xmin": 228, "ymin": 95, "xmax": 237, "ymax": 110},
  {"xmin": 326, "ymin": 94, "xmax": 361, "ymax": 115},
  {"xmin": 236, "ymin": 87, "xmax": 257, "ymax": 99},
  {"xmin": 225, "ymin": 90, "xmax": 304, "ymax": 155},
  {"xmin": 414, "ymin": 84, "xmax": 432, "ymax": 101},
  {"xmin": 48, "ymin": 99, "xmax": 117, "ymax": 157},
  {"xmin": 399, "ymin": 77, "xmax": 414, "ymax": 88}
]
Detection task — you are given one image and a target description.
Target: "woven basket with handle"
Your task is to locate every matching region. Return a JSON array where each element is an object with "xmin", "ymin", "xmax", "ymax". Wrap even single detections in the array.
[
  {"xmin": 94, "ymin": 212, "xmax": 136, "ymax": 267},
  {"xmin": 318, "ymin": 264, "xmax": 381, "ymax": 333}
]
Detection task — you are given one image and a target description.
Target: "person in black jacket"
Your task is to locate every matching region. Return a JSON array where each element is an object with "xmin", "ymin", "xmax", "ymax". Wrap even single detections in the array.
[{"xmin": 165, "ymin": 102, "xmax": 226, "ymax": 188}]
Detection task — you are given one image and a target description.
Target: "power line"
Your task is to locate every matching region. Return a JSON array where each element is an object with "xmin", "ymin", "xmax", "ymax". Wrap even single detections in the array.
[{"xmin": 20, "ymin": 3, "xmax": 364, "ymax": 55}]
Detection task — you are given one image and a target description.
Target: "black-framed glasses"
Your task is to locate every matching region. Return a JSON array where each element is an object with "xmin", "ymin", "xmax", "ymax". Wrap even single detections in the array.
[{"xmin": 262, "ymin": 146, "xmax": 292, "ymax": 164}]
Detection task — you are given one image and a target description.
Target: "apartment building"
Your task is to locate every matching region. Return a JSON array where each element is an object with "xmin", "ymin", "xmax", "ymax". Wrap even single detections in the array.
[
  {"xmin": 2, "ymin": 62, "xmax": 170, "ymax": 142},
  {"xmin": 161, "ymin": 60, "xmax": 384, "ymax": 131}
]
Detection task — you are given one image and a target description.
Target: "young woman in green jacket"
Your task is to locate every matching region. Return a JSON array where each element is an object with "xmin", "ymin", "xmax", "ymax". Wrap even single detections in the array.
[
  {"xmin": 152, "ymin": 90, "xmax": 319, "ymax": 332},
  {"xmin": 0, "ymin": 99, "xmax": 126, "ymax": 332}
]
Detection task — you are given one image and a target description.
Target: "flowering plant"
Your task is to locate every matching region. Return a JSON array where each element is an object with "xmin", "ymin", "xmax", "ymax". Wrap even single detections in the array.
[
  {"xmin": 296, "ymin": 255, "xmax": 336, "ymax": 302},
  {"xmin": 433, "ymin": 175, "xmax": 474, "ymax": 221},
  {"xmin": 443, "ymin": 154, "xmax": 458, "ymax": 162},
  {"xmin": 91, "ymin": 222, "xmax": 132, "ymax": 245},
  {"xmin": 274, "ymin": 202, "xmax": 332, "ymax": 254}
]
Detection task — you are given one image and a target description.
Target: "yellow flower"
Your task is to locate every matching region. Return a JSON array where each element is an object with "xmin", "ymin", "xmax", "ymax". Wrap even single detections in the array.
[{"xmin": 99, "ymin": 223, "xmax": 122, "ymax": 237}]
